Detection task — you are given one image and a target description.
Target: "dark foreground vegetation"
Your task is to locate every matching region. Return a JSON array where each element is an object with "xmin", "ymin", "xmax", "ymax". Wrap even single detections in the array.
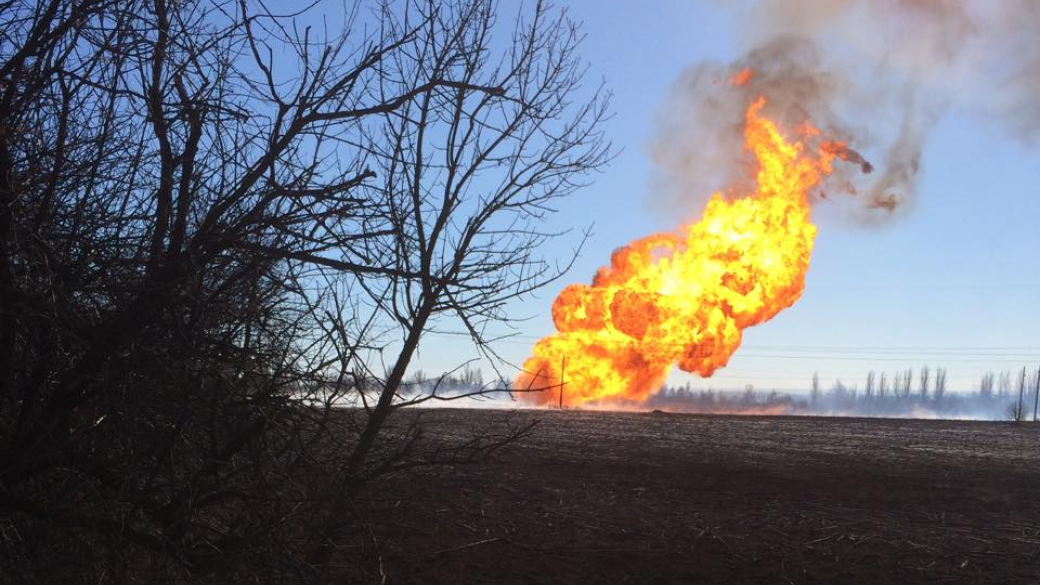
[
  {"xmin": 355, "ymin": 408, "xmax": 1040, "ymax": 584},
  {"xmin": 0, "ymin": 0, "xmax": 605, "ymax": 581}
]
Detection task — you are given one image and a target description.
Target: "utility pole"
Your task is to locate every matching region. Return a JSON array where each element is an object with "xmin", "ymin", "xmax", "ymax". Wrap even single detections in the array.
[
  {"xmin": 1033, "ymin": 366, "xmax": 1039, "ymax": 422},
  {"xmin": 559, "ymin": 357, "xmax": 566, "ymax": 409}
]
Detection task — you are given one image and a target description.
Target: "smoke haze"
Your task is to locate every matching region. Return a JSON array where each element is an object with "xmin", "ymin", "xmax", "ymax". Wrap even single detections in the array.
[{"xmin": 651, "ymin": 0, "xmax": 1040, "ymax": 222}]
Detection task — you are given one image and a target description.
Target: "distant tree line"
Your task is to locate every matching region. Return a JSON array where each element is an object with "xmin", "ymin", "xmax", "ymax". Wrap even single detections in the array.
[{"xmin": 648, "ymin": 366, "xmax": 1040, "ymax": 421}]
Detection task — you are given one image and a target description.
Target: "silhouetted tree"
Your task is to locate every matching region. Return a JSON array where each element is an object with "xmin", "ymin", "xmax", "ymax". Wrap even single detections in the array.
[
  {"xmin": 1013, "ymin": 367, "xmax": 1028, "ymax": 422},
  {"xmin": 998, "ymin": 370, "xmax": 1013, "ymax": 400},
  {"xmin": 338, "ymin": 0, "xmax": 611, "ymax": 475},
  {"xmin": 741, "ymin": 385, "xmax": 756, "ymax": 406},
  {"xmin": 934, "ymin": 367, "xmax": 949, "ymax": 401},
  {"xmin": 980, "ymin": 371, "xmax": 996, "ymax": 401},
  {"xmin": 0, "ymin": 0, "xmax": 607, "ymax": 580}
]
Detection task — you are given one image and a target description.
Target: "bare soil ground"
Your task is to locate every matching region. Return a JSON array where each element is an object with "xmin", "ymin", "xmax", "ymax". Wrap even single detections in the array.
[{"xmin": 355, "ymin": 409, "xmax": 1040, "ymax": 584}]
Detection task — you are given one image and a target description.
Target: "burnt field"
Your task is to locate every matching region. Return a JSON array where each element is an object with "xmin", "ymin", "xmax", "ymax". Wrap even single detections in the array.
[{"xmin": 355, "ymin": 409, "xmax": 1040, "ymax": 584}]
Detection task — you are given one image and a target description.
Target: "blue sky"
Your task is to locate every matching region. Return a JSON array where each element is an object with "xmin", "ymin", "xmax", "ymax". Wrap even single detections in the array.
[
  {"xmin": 275, "ymin": 1, "xmax": 1040, "ymax": 393},
  {"xmin": 414, "ymin": 1, "xmax": 1040, "ymax": 393}
]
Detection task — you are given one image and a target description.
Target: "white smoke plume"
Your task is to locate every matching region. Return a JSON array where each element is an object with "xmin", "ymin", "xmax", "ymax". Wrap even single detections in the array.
[{"xmin": 651, "ymin": 0, "xmax": 1040, "ymax": 222}]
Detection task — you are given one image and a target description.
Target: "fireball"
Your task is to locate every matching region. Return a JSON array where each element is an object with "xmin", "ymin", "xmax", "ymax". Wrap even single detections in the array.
[{"xmin": 517, "ymin": 97, "xmax": 845, "ymax": 406}]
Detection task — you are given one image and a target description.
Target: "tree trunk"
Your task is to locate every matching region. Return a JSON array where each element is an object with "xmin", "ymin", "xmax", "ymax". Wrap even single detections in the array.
[{"xmin": 346, "ymin": 301, "xmax": 435, "ymax": 475}]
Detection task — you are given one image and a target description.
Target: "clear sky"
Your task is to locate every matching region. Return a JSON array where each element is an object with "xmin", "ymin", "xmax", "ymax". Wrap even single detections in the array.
[{"xmin": 272, "ymin": 1, "xmax": 1040, "ymax": 393}]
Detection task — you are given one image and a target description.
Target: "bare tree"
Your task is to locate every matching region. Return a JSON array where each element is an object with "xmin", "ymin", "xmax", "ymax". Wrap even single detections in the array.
[
  {"xmin": 934, "ymin": 367, "xmax": 948, "ymax": 402},
  {"xmin": 742, "ymin": 385, "xmax": 757, "ymax": 406},
  {"xmin": 980, "ymin": 371, "xmax": 996, "ymax": 401},
  {"xmin": 830, "ymin": 379, "xmax": 848, "ymax": 405},
  {"xmin": 998, "ymin": 370, "xmax": 1013, "ymax": 400},
  {"xmin": 919, "ymin": 365, "xmax": 930, "ymax": 400},
  {"xmin": 890, "ymin": 370, "xmax": 906, "ymax": 399},
  {"xmin": 864, "ymin": 370, "xmax": 876, "ymax": 400},
  {"xmin": 0, "ymin": 0, "xmax": 607, "ymax": 580},
  {"xmin": 810, "ymin": 371, "xmax": 821, "ymax": 404},
  {"xmin": 935, "ymin": 364, "xmax": 952, "ymax": 399},
  {"xmin": 338, "ymin": 0, "xmax": 610, "ymax": 475},
  {"xmin": 903, "ymin": 368, "xmax": 914, "ymax": 399}
]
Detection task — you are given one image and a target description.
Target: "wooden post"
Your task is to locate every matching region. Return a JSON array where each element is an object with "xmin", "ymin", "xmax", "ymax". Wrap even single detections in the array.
[
  {"xmin": 1017, "ymin": 380, "xmax": 1025, "ymax": 422},
  {"xmin": 559, "ymin": 357, "xmax": 566, "ymax": 409},
  {"xmin": 1033, "ymin": 366, "xmax": 1039, "ymax": 422}
]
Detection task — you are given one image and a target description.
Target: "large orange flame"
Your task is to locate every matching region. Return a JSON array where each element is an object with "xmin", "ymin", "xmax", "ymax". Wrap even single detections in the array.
[{"xmin": 517, "ymin": 97, "xmax": 843, "ymax": 406}]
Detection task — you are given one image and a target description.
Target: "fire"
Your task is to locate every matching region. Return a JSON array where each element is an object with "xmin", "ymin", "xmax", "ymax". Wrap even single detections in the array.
[
  {"xmin": 731, "ymin": 67, "xmax": 754, "ymax": 87},
  {"xmin": 517, "ymin": 97, "xmax": 844, "ymax": 406}
]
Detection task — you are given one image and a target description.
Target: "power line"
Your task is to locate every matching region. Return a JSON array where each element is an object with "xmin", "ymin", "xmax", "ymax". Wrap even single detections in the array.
[
  {"xmin": 736, "ymin": 345, "xmax": 1040, "ymax": 352},
  {"xmin": 425, "ymin": 331, "xmax": 1040, "ymax": 352},
  {"xmin": 735, "ymin": 354, "xmax": 1040, "ymax": 363}
]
